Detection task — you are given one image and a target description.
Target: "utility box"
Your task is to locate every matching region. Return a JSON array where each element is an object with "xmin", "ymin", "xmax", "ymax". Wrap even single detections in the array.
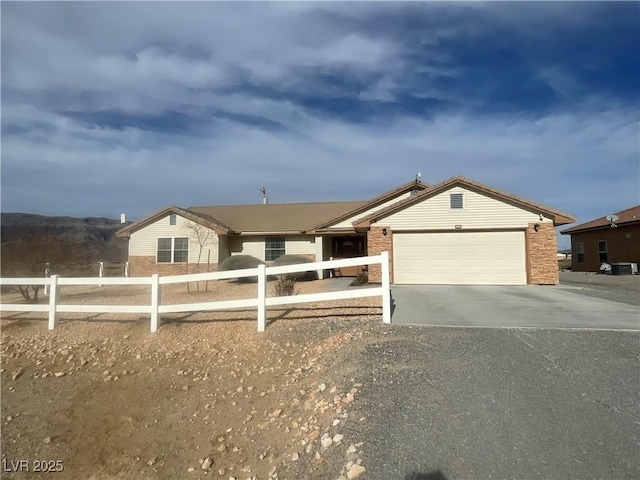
[{"xmin": 611, "ymin": 262, "xmax": 637, "ymax": 275}]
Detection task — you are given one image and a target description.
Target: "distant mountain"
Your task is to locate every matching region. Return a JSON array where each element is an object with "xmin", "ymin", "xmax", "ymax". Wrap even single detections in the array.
[{"xmin": 1, "ymin": 213, "xmax": 129, "ymax": 262}]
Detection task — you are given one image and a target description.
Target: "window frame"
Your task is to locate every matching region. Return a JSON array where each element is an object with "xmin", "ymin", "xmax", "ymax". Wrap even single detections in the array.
[
  {"xmin": 157, "ymin": 237, "xmax": 189, "ymax": 263},
  {"xmin": 449, "ymin": 193, "xmax": 464, "ymax": 210},
  {"xmin": 598, "ymin": 240, "xmax": 608, "ymax": 263},
  {"xmin": 576, "ymin": 242, "xmax": 585, "ymax": 264},
  {"xmin": 265, "ymin": 237, "xmax": 286, "ymax": 262}
]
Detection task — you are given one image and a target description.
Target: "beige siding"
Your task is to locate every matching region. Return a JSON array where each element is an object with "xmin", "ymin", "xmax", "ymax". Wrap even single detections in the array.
[
  {"xmin": 377, "ymin": 186, "xmax": 553, "ymax": 230},
  {"xmin": 229, "ymin": 236, "xmax": 265, "ymax": 260},
  {"xmin": 229, "ymin": 235, "xmax": 316, "ymax": 261},
  {"xmin": 329, "ymin": 192, "xmax": 412, "ymax": 229},
  {"xmin": 129, "ymin": 214, "xmax": 220, "ymax": 264},
  {"xmin": 285, "ymin": 236, "xmax": 316, "ymax": 256}
]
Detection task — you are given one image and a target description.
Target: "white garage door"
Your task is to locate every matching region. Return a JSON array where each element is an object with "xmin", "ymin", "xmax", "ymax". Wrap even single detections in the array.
[{"xmin": 393, "ymin": 231, "xmax": 527, "ymax": 285}]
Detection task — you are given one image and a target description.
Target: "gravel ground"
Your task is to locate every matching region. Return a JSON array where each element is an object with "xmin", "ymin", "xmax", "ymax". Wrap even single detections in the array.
[
  {"xmin": 340, "ymin": 326, "xmax": 640, "ymax": 480},
  {"xmin": 1, "ymin": 278, "xmax": 381, "ymax": 480},
  {"xmin": 559, "ymin": 271, "xmax": 640, "ymax": 306},
  {"xmin": 2, "ymin": 275, "xmax": 637, "ymax": 480}
]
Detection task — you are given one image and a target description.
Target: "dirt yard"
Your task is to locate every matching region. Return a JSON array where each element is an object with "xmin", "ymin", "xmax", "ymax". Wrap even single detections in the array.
[
  {"xmin": 559, "ymin": 270, "xmax": 640, "ymax": 306},
  {"xmin": 1, "ymin": 279, "xmax": 384, "ymax": 480}
]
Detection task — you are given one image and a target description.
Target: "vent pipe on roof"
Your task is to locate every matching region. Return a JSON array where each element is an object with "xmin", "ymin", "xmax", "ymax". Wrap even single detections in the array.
[
  {"xmin": 260, "ymin": 187, "xmax": 268, "ymax": 205},
  {"xmin": 410, "ymin": 172, "xmax": 422, "ymax": 195}
]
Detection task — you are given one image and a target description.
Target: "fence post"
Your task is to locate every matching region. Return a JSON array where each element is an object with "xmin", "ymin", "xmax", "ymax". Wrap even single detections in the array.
[
  {"xmin": 257, "ymin": 264, "xmax": 266, "ymax": 332},
  {"xmin": 44, "ymin": 263, "xmax": 50, "ymax": 296},
  {"xmin": 381, "ymin": 251, "xmax": 391, "ymax": 324},
  {"xmin": 48, "ymin": 274, "xmax": 60, "ymax": 330},
  {"xmin": 150, "ymin": 274, "xmax": 160, "ymax": 333}
]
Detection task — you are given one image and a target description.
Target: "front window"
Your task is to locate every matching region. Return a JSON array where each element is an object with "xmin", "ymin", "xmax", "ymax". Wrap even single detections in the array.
[
  {"xmin": 265, "ymin": 237, "xmax": 285, "ymax": 261},
  {"xmin": 598, "ymin": 240, "xmax": 608, "ymax": 263},
  {"xmin": 576, "ymin": 242, "xmax": 585, "ymax": 263},
  {"xmin": 157, "ymin": 237, "xmax": 189, "ymax": 263},
  {"xmin": 173, "ymin": 237, "xmax": 189, "ymax": 262}
]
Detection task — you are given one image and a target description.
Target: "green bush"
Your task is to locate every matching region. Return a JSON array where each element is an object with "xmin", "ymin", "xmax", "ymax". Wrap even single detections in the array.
[
  {"xmin": 218, "ymin": 255, "xmax": 264, "ymax": 282},
  {"xmin": 271, "ymin": 254, "xmax": 317, "ymax": 281}
]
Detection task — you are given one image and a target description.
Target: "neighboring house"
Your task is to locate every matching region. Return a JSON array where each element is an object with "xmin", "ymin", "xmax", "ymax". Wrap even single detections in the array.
[
  {"xmin": 561, "ymin": 205, "xmax": 640, "ymax": 272},
  {"xmin": 115, "ymin": 176, "xmax": 575, "ymax": 285}
]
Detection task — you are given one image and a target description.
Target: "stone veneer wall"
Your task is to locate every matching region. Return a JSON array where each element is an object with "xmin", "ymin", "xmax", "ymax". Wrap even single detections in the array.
[
  {"xmin": 526, "ymin": 222, "xmax": 558, "ymax": 284},
  {"xmin": 129, "ymin": 256, "xmax": 218, "ymax": 277},
  {"xmin": 366, "ymin": 226, "xmax": 393, "ymax": 283}
]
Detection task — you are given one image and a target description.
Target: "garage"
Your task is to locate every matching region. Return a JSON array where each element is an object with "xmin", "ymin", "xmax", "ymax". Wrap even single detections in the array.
[{"xmin": 393, "ymin": 231, "xmax": 527, "ymax": 285}]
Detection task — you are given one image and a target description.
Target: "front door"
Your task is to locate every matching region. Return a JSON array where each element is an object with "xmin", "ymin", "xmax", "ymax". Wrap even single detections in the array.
[{"xmin": 333, "ymin": 236, "xmax": 366, "ymax": 276}]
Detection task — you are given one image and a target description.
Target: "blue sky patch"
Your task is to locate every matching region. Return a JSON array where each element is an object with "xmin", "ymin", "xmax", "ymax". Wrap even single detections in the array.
[{"xmin": 1, "ymin": 2, "xmax": 638, "ymax": 249}]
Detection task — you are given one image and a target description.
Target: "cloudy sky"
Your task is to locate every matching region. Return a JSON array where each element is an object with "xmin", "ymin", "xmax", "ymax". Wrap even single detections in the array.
[{"xmin": 1, "ymin": 1, "xmax": 638, "ymax": 246}]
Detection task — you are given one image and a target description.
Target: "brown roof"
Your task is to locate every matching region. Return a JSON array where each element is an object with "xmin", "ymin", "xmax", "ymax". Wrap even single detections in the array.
[
  {"xmin": 561, "ymin": 205, "xmax": 640, "ymax": 234},
  {"xmin": 310, "ymin": 179, "xmax": 429, "ymax": 232},
  {"xmin": 188, "ymin": 201, "xmax": 366, "ymax": 234},
  {"xmin": 353, "ymin": 175, "xmax": 576, "ymax": 228},
  {"xmin": 116, "ymin": 176, "xmax": 575, "ymax": 237}
]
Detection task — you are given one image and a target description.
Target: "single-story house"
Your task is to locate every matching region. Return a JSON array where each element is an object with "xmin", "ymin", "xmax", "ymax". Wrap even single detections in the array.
[
  {"xmin": 115, "ymin": 176, "xmax": 575, "ymax": 285},
  {"xmin": 560, "ymin": 205, "xmax": 640, "ymax": 272}
]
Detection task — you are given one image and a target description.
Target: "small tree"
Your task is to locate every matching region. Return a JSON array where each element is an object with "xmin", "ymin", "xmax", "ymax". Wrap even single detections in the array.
[
  {"xmin": 1, "ymin": 232, "xmax": 94, "ymax": 303},
  {"xmin": 185, "ymin": 221, "xmax": 218, "ymax": 292}
]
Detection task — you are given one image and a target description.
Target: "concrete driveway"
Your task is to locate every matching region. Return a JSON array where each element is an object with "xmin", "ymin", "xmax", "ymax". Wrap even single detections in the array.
[{"xmin": 390, "ymin": 285, "xmax": 640, "ymax": 330}]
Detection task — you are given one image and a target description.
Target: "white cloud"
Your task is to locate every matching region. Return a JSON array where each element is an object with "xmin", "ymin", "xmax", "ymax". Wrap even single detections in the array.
[{"xmin": 1, "ymin": 1, "xmax": 637, "ymax": 231}]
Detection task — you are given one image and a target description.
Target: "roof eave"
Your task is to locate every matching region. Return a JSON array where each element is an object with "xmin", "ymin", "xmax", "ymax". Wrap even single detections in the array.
[
  {"xmin": 309, "ymin": 180, "xmax": 429, "ymax": 231},
  {"xmin": 357, "ymin": 176, "xmax": 576, "ymax": 227},
  {"xmin": 236, "ymin": 230, "xmax": 305, "ymax": 236},
  {"xmin": 561, "ymin": 219, "xmax": 640, "ymax": 235},
  {"xmin": 116, "ymin": 206, "xmax": 232, "ymax": 237},
  {"xmin": 553, "ymin": 214, "xmax": 576, "ymax": 226}
]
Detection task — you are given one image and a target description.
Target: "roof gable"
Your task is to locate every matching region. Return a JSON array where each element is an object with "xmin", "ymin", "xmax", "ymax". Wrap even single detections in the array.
[
  {"xmin": 561, "ymin": 205, "xmax": 640, "ymax": 234},
  {"xmin": 115, "ymin": 206, "xmax": 233, "ymax": 238},
  {"xmin": 310, "ymin": 179, "xmax": 429, "ymax": 231},
  {"xmin": 353, "ymin": 176, "xmax": 575, "ymax": 228}
]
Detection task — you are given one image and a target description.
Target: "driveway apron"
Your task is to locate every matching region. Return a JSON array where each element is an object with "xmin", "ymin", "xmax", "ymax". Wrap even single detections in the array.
[{"xmin": 390, "ymin": 285, "xmax": 640, "ymax": 330}]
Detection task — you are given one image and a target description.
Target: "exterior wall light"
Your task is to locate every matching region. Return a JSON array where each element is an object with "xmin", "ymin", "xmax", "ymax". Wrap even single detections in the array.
[
  {"xmin": 382, "ymin": 228, "xmax": 388, "ymax": 236},
  {"xmin": 534, "ymin": 223, "xmax": 540, "ymax": 232}
]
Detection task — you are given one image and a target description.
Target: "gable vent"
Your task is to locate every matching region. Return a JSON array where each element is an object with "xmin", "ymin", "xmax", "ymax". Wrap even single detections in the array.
[{"xmin": 450, "ymin": 193, "xmax": 464, "ymax": 209}]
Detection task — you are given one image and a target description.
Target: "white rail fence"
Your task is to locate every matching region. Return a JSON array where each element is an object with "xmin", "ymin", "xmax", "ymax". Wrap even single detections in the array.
[
  {"xmin": 0, "ymin": 252, "xmax": 391, "ymax": 333},
  {"xmin": 42, "ymin": 261, "xmax": 129, "ymax": 294}
]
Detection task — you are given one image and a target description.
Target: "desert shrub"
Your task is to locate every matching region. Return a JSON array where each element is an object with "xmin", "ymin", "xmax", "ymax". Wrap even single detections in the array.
[
  {"xmin": 350, "ymin": 271, "xmax": 369, "ymax": 286},
  {"xmin": 271, "ymin": 275, "xmax": 299, "ymax": 296},
  {"xmin": 558, "ymin": 259, "xmax": 572, "ymax": 271},
  {"xmin": 271, "ymin": 254, "xmax": 317, "ymax": 281},
  {"xmin": 218, "ymin": 255, "xmax": 264, "ymax": 283}
]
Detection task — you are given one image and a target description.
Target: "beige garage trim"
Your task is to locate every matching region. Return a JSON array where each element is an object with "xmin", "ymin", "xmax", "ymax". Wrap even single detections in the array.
[{"xmin": 393, "ymin": 231, "xmax": 527, "ymax": 285}]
